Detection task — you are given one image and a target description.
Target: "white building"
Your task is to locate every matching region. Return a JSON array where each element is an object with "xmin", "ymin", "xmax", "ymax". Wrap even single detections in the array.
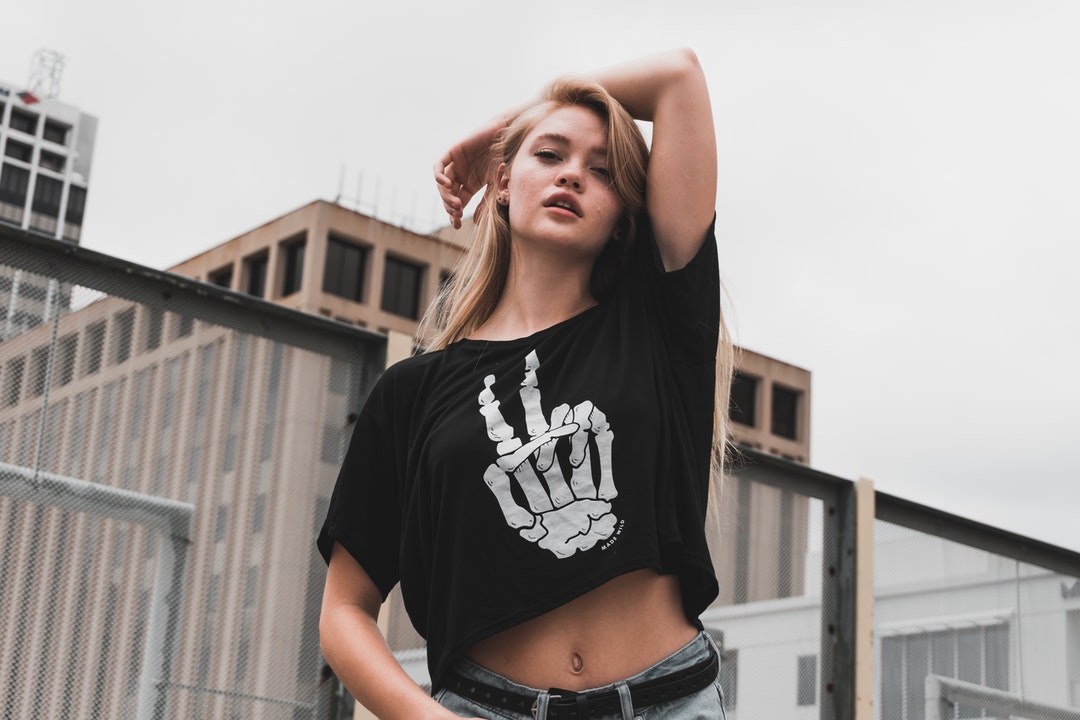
[
  {"xmin": 0, "ymin": 79, "xmax": 98, "ymax": 339},
  {"xmin": 700, "ymin": 518, "xmax": 1080, "ymax": 720}
]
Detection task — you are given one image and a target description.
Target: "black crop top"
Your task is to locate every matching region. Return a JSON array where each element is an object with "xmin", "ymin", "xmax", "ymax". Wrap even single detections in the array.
[{"xmin": 318, "ymin": 216, "xmax": 720, "ymax": 691}]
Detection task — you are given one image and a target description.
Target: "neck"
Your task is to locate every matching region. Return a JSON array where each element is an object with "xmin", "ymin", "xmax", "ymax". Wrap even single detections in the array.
[{"xmin": 472, "ymin": 249, "xmax": 596, "ymax": 341}]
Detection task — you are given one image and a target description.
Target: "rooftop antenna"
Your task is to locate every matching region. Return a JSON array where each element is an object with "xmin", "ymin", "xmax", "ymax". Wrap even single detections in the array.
[{"xmin": 28, "ymin": 48, "xmax": 65, "ymax": 99}]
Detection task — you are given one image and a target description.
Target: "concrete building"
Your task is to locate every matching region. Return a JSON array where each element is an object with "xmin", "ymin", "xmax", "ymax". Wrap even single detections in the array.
[{"xmin": 0, "ymin": 200, "xmax": 816, "ymax": 717}]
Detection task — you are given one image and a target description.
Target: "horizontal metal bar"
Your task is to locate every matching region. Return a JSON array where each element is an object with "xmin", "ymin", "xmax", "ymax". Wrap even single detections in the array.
[
  {"xmin": 0, "ymin": 461, "xmax": 193, "ymax": 540},
  {"xmin": 1, "ymin": 223, "xmax": 385, "ymax": 361},
  {"xmin": 877, "ymin": 491, "xmax": 1080, "ymax": 580},
  {"xmin": 162, "ymin": 681, "xmax": 315, "ymax": 709},
  {"xmin": 731, "ymin": 446, "xmax": 854, "ymax": 502},
  {"xmin": 928, "ymin": 674, "xmax": 1080, "ymax": 720}
]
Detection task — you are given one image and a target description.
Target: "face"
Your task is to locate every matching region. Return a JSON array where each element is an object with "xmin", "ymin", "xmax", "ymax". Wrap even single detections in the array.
[{"xmin": 498, "ymin": 105, "xmax": 624, "ymax": 262}]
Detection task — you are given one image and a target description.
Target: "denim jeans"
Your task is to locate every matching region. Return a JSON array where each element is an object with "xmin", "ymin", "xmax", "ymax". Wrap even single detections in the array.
[{"xmin": 434, "ymin": 631, "xmax": 727, "ymax": 720}]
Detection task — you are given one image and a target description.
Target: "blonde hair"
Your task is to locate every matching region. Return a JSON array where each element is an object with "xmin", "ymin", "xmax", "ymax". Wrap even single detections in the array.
[{"xmin": 419, "ymin": 77, "xmax": 735, "ymax": 500}]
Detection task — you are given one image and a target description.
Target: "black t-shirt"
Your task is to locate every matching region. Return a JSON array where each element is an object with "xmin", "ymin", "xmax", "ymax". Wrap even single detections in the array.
[{"xmin": 318, "ymin": 216, "xmax": 720, "ymax": 691}]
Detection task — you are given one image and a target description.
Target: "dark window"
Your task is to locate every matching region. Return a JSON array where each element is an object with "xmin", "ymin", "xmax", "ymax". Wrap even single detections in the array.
[
  {"xmin": 381, "ymin": 255, "xmax": 425, "ymax": 319},
  {"xmin": 29, "ymin": 346, "xmax": 49, "ymax": 397},
  {"xmin": 174, "ymin": 314, "xmax": 194, "ymax": 339},
  {"xmin": 112, "ymin": 308, "xmax": 135, "ymax": 365},
  {"xmin": 56, "ymin": 334, "xmax": 77, "ymax": 386},
  {"xmin": 142, "ymin": 308, "xmax": 163, "ymax": 352},
  {"xmin": 208, "ymin": 265, "xmax": 233, "ymax": 289},
  {"xmin": 64, "ymin": 185, "xmax": 86, "ymax": 233},
  {"xmin": 0, "ymin": 163, "xmax": 30, "ymax": 206},
  {"xmin": 323, "ymin": 234, "xmax": 368, "ymax": 302},
  {"xmin": 19, "ymin": 282, "xmax": 48, "ymax": 302},
  {"xmin": 3, "ymin": 357, "xmax": 25, "ymax": 406},
  {"xmin": 39, "ymin": 150, "xmax": 65, "ymax": 173},
  {"xmin": 83, "ymin": 321, "xmax": 105, "ymax": 375},
  {"xmin": 281, "ymin": 235, "xmax": 306, "ymax": 296},
  {"xmin": 9, "ymin": 108, "xmax": 38, "ymax": 135},
  {"xmin": 771, "ymin": 384, "xmax": 800, "ymax": 440},
  {"xmin": 43, "ymin": 119, "xmax": 69, "ymax": 145},
  {"xmin": 244, "ymin": 253, "xmax": 268, "ymax": 298},
  {"xmin": 4, "ymin": 140, "xmax": 33, "ymax": 162},
  {"xmin": 880, "ymin": 624, "xmax": 1009, "ymax": 720},
  {"xmin": 32, "ymin": 176, "xmax": 63, "ymax": 218},
  {"xmin": 729, "ymin": 371, "xmax": 759, "ymax": 427},
  {"xmin": 797, "ymin": 655, "xmax": 817, "ymax": 706}
]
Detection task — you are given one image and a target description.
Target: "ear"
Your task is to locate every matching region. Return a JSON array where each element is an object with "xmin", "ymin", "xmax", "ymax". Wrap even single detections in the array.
[{"xmin": 494, "ymin": 162, "xmax": 510, "ymax": 197}]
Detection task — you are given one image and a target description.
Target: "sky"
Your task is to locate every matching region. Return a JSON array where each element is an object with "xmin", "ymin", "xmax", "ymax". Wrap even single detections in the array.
[{"xmin": 3, "ymin": 0, "xmax": 1078, "ymax": 553}]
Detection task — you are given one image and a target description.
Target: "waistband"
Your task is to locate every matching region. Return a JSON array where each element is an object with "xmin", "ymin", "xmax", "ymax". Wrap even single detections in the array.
[{"xmin": 441, "ymin": 632, "xmax": 719, "ymax": 719}]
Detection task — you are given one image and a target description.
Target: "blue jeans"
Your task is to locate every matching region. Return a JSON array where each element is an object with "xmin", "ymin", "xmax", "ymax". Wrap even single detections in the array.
[{"xmin": 434, "ymin": 631, "xmax": 727, "ymax": 719}]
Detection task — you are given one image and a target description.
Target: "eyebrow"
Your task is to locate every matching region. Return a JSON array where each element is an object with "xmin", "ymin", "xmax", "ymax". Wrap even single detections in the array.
[{"xmin": 530, "ymin": 132, "xmax": 607, "ymax": 158}]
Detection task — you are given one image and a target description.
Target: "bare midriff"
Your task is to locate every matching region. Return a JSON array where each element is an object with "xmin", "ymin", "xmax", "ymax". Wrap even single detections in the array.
[{"xmin": 465, "ymin": 569, "xmax": 698, "ymax": 691}]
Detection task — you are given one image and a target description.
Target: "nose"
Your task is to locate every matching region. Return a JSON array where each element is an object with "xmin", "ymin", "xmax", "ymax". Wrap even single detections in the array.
[{"xmin": 557, "ymin": 167, "xmax": 582, "ymax": 191}]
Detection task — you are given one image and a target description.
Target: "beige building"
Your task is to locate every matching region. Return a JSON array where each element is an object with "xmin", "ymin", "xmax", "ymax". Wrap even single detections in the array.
[{"xmin": 0, "ymin": 199, "xmax": 813, "ymax": 716}]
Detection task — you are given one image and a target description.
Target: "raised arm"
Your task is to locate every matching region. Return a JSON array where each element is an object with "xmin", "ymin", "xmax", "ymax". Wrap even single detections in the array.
[
  {"xmin": 590, "ymin": 48, "xmax": 717, "ymax": 271},
  {"xmin": 433, "ymin": 49, "xmax": 717, "ymax": 269}
]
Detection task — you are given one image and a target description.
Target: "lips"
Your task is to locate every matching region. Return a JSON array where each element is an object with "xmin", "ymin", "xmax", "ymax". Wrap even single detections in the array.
[{"xmin": 543, "ymin": 192, "xmax": 582, "ymax": 217}]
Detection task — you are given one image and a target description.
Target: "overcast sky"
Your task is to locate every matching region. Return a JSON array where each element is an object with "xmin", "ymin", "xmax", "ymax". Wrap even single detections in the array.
[{"xmin": 4, "ymin": 0, "xmax": 1077, "ymax": 553}]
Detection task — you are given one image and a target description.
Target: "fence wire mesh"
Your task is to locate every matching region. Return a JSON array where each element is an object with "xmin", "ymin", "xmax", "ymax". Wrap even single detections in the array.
[
  {"xmin": 0, "ymin": 237, "xmax": 381, "ymax": 720},
  {"xmin": 874, "ymin": 515, "xmax": 1080, "ymax": 720}
]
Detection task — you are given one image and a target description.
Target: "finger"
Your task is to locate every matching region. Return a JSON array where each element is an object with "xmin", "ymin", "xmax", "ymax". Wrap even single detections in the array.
[
  {"xmin": 497, "ymin": 424, "xmax": 575, "ymax": 472},
  {"xmin": 519, "ymin": 350, "xmax": 548, "ymax": 441},
  {"xmin": 483, "ymin": 465, "xmax": 535, "ymax": 530},
  {"xmin": 479, "ymin": 375, "xmax": 523, "ymax": 456},
  {"xmin": 513, "ymin": 463, "xmax": 554, "ymax": 515},
  {"xmin": 538, "ymin": 403, "xmax": 573, "ymax": 508}
]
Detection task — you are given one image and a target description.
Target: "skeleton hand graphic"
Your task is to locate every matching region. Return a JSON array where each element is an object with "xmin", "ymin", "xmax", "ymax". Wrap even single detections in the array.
[{"xmin": 478, "ymin": 350, "xmax": 618, "ymax": 559}]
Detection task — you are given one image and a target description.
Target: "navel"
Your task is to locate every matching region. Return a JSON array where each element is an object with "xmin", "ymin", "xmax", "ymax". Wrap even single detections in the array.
[{"xmin": 570, "ymin": 652, "xmax": 584, "ymax": 674}]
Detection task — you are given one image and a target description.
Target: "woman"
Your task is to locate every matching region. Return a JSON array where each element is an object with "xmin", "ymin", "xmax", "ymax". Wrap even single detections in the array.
[{"xmin": 319, "ymin": 48, "xmax": 733, "ymax": 720}]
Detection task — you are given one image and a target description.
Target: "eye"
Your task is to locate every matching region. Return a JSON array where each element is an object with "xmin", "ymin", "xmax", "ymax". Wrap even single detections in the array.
[
  {"xmin": 591, "ymin": 166, "xmax": 610, "ymax": 179},
  {"xmin": 534, "ymin": 149, "xmax": 561, "ymax": 161}
]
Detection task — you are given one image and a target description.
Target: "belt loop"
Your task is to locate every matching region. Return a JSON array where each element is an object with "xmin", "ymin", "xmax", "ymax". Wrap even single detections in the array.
[
  {"xmin": 533, "ymin": 690, "xmax": 550, "ymax": 720},
  {"xmin": 616, "ymin": 682, "xmax": 634, "ymax": 720}
]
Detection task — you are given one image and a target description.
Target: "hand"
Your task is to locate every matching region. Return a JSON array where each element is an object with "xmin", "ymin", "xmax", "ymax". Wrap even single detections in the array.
[
  {"xmin": 477, "ymin": 350, "xmax": 619, "ymax": 559},
  {"xmin": 433, "ymin": 115, "xmax": 506, "ymax": 229}
]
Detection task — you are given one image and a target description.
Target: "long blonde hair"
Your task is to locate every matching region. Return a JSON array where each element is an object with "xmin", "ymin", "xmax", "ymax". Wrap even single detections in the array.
[{"xmin": 419, "ymin": 77, "xmax": 735, "ymax": 499}]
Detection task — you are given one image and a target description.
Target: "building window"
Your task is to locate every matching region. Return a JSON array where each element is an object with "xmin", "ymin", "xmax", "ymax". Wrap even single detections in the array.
[
  {"xmin": 771, "ymin": 384, "xmax": 800, "ymax": 440},
  {"xmin": 208, "ymin": 265, "xmax": 233, "ymax": 289},
  {"xmin": 281, "ymin": 235, "xmax": 306, "ymax": 296},
  {"xmin": 244, "ymin": 253, "xmax": 268, "ymax": 298},
  {"xmin": 4, "ymin": 140, "xmax": 33, "ymax": 162},
  {"xmin": 323, "ymin": 234, "xmax": 368, "ymax": 302},
  {"xmin": 729, "ymin": 371, "xmax": 759, "ymax": 427},
  {"xmin": 56, "ymin": 333, "xmax": 77, "ymax": 386},
  {"xmin": 29, "ymin": 346, "xmax": 50, "ymax": 398},
  {"xmin": 881, "ymin": 624, "xmax": 1009, "ymax": 720},
  {"xmin": 3, "ymin": 357, "xmax": 25, "ymax": 406},
  {"xmin": 0, "ymin": 163, "xmax": 30, "ymax": 207},
  {"xmin": 32, "ymin": 175, "xmax": 63, "ymax": 218},
  {"xmin": 65, "ymin": 185, "xmax": 86, "ymax": 227},
  {"xmin": 9, "ymin": 108, "xmax": 39, "ymax": 135},
  {"xmin": 112, "ymin": 308, "xmax": 135, "ymax": 365},
  {"xmin": 382, "ymin": 255, "xmax": 425, "ymax": 320},
  {"xmin": 43, "ymin": 119, "xmax": 70, "ymax": 145},
  {"xmin": 83, "ymin": 320, "xmax": 105, "ymax": 376},
  {"xmin": 39, "ymin": 150, "xmax": 65, "ymax": 173},
  {"xmin": 142, "ymin": 307, "xmax": 164, "ymax": 352},
  {"xmin": 797, "ymin": 655, "xmax": 817, "ymax": 706}
]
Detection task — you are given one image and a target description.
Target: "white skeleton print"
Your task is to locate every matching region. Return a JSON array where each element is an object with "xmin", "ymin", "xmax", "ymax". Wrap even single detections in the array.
[{"xmin": 478, "ymin": 350, "xmax": 618, "ymax": 559}]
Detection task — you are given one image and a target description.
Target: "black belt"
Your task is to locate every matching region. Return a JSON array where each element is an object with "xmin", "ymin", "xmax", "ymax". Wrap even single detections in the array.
[{"xmin": 443, "ymin": 643, "xmax": 718, "ymax": 719}]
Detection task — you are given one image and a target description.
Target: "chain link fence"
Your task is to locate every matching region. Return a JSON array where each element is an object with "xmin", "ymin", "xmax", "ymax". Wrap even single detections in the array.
[
  {"xmin": 1, "ymin": 227, "xmax": 383, "ymax": 719},
  {"xmin": 875, "ymin": 497, "xmax": 1080, "ymax": 720},
  {"xmin": 3, "ymin": 225, "xmax": 1079, "ymax": 720}
]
